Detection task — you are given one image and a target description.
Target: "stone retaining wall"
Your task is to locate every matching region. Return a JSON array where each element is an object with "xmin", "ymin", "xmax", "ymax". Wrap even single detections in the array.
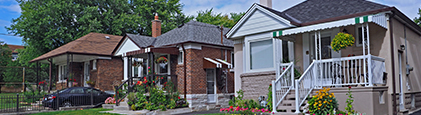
[
  {"xmin": 240, "ymin": 71, "xmax": 275, "ymax": 101},
  {"xmin": 186, "ymin": 93, "xmax": 233, "ymax": 111}
]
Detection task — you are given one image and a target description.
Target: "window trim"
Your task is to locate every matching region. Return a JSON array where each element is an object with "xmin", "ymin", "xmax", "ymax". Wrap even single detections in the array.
[
  {"xmin": 92, "ymin": 59, "xmax": 97, "ymax": 70},
  {"xmin": 245, "ymin": 38, "xmax": 276, "ymax": 73},
  {"xmin": 58, "ymin": 65, "xmax": 67, "ymax": 83}
]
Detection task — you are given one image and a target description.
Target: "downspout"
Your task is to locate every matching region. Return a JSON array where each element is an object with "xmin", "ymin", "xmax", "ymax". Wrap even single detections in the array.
[
  {"xmin": 389, "ymin": 12, "xmax": 397, "ymax": 115},
  {"xmin": 181, "ymin": 44, "xmax": 187, "ymax": 99}
]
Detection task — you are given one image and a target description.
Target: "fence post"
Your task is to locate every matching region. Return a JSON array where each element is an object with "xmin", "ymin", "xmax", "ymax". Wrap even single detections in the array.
[
  {"xmin": 16, "ymin": 93, "xmax": 19, "ymax": 112},
  {"xmin": 91, "ymin": 89, "xmax": 93, "ymax": 105}
]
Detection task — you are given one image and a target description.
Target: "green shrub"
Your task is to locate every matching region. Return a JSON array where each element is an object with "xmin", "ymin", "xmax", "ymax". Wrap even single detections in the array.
[{"xmin": 308, "ymin": 88, "xmax": 338, "ymax": 115}]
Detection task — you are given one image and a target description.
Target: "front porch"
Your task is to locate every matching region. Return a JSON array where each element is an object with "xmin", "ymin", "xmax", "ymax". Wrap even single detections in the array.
[{"xmin": 270, "ymin": 13, "xmax": 392, "ymax": 114}]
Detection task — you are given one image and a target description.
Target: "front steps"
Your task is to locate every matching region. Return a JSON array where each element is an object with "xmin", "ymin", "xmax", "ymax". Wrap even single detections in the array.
[{"xmin": 274, "ymin": 90, "xmax": 314, "ymax": 115}]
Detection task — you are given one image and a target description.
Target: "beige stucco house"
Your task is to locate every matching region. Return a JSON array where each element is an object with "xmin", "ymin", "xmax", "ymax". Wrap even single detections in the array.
[{"xmin": 227, "ymin": 0, "xmax": 421, "ymax": 114}]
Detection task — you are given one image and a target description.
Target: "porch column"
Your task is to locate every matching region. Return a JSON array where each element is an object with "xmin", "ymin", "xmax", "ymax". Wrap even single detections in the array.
[
  {"xmin": 366, "ymin": 23, "xmax": 373, "ymax": 86},
  {"xmin": 48, "ymin": 59, "xmax": 52, "ymax": 93},
  {"xmin": 123, "ymin": 56, "xmax": 128, "ymax": 80}
]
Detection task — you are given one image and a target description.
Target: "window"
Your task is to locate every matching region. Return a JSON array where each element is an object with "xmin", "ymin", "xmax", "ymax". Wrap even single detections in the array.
[
  {"xmin": 231, "ymin": 51, "xmax": 234, "ymax": 68},
  {"xmin": 250, "ymin": 39, "xmax": 273, "ymax": 70},
  {"xmin": 11, "ymin": 53, "xmax": 18, "ymax": 61},
  {"xmin": 282, "ymin": 41, "xmax": 289, "ymax": 62},
  {"xmin": 69, "ymin": 88, "xmax": 84, "ymax": 94},
  {"xmin": 58, "ymin": 65, "xmax": 67, "ymax": 82},
  {"xmin": 356, "ymin": 25, "xmax": 367, "ymax": 46},
  {"xmin": 178, "ymin": 51, "xmax": 183, "ymax": 64},
  {"xmin": 92, "ymin": 60, "xmax": 97, "ymax": 70}
]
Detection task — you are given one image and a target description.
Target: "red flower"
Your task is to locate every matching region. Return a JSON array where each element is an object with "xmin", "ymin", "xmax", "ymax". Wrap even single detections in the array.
[
  {"xmin": 178, "ymin": 97, "xmax": 180, "ymax": 99},
  {"xmin": 269, "ymin": 84, "xmax": 272, "ymax": 86},
  {"xmin": 348, "ymin": 86, "xmax": 352, "ymax": 89},
  {"xmin": 161, "ymin": 77, "xmax": 163, "ymax": 79},
  {"xmin": 153, "ymin": 81, "xmax": 155, "ymax": 83},
  {"xmin": 136, "ymin": 81, "xmax": 141, "ymax": 85},
  {"xmin": 74, "ymin": 79, "xmax": 76, "ymax": 82},
  {"xmin": 282, "ymin": 68, "xmax": 285, "ymax": 70}
]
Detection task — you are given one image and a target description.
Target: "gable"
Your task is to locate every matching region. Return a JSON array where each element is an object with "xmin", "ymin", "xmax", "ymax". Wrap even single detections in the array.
[
  {"xmin": 114, "ymin": 37, "xmax": 141, "ymax": 56},
  {"xmin": 227, "ymin": 4, "xmax": 294, "ymax": 39}
]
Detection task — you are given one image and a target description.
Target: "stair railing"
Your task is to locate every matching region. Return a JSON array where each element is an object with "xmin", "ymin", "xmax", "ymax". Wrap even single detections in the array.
[
  {"xmin": 294, "ymin": 61, "xmax": 316, "ymax": 113},
  {"xmin": 272, "ymin": 62, "xmax": 294, "ymax": 112}
]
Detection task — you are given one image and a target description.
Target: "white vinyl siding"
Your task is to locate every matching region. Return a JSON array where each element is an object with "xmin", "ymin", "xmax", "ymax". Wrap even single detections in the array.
[{"xmin": 232, "ymin": 10, "xmax": 291, "ymax": 38}]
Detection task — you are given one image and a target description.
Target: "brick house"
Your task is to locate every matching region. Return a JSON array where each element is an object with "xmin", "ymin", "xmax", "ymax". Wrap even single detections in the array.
[
  {"xmin": 30, "ymin": 33, "xmax": 124, "ymax": 92},
  {"xmin": 114, "ymin": 15, "xmax": 235, "ymax": 111},
  {"xmin": 228, "ymin": 0, "xmax": 421, "ymax": 114},
  {"xmin": 5, "ymin": 44, "xmax": 24, "ymax": 61}
]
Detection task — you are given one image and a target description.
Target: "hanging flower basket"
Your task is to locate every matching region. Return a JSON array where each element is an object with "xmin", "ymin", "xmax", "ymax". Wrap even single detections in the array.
[
  {"xmin": 331, "ymin": 32, "xmax": 355, "ymax": 52},
  {"xmin": 155, "ymin": 56, "xmax": 168, "ymax": 64}
]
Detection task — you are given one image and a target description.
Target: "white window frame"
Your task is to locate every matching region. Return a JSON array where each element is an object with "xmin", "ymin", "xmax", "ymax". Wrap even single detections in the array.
[
  {"xmin": 92, "ymin": 59, "xmax": 97, "ymax": 70},
  {"xmin": 355, "ymin": 25, "xmax": 366, "ymax": 47},
  {"xmin": 156, "ymin": 54, "xmax": 170, "ymax": 74},
  {"xmin": 178, "ymin": 50, "xmax": 183, "ymax": 64},
  {"xmin": 58, "ymin": 65, "xmax": 67, "ymax": 83},
  {"xmin": 245, "ymin": 37, "xmax": 276, "ymax": 73}
]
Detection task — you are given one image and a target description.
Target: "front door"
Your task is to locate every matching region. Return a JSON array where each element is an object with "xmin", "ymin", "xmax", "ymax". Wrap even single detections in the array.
[
  {"xmin": 84, "ymin": 62, "xmax": 90, "ymax": 87},
  {"xmin": 206, "ymin": 69, "xmax": 216, "ymax": 103}
]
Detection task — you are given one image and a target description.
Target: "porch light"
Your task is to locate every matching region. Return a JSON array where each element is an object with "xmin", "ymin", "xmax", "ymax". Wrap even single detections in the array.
[{"xmin": 400, "ymin": 45, "xmax": 405, "ymax": 50}]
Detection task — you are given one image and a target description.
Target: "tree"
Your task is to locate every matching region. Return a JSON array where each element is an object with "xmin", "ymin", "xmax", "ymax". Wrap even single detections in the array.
[
  {"xmin": 194, "ymin": 9, "xmax": 244, "ymax": 28},
  {"xmin": 415, "ymin": 8, "xmax": 421, "ymax": 27},
  {"xmin": 0, "ymin": 41, "xmax": 12, "ymax": 83},
  {"xmin": 7, "ymin": 0, "xmax": 191, "ymax": 67}
]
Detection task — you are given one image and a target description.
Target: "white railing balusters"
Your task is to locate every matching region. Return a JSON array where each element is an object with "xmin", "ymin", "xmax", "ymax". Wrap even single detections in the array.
[{"xmin": 272, "ymin": 62, "xmax": 294, "ymax": 113}]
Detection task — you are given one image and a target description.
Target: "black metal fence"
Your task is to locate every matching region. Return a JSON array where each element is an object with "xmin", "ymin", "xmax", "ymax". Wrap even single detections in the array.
[{"xmin": 0, "ymin": 94, "xmax": 50, "ymax": 113}]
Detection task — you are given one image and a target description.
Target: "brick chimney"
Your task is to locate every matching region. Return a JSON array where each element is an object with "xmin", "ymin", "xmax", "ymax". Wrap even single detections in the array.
[
  {"xmin": 260, "ymin": 0, "xmax": 272, "ymax": 8},
  {"xmin": 151, "ymin": 13, "xmax": 161, "ymax": 37}
]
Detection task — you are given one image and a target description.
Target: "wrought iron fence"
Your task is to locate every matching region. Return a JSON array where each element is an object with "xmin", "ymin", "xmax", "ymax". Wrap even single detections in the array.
[{"xmin": 0, "ymin": 94, "xmax": 49, "ymax": 113}]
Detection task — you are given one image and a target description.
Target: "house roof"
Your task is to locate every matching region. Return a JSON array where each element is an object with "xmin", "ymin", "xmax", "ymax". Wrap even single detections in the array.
[
  {"xmin": 126, "ymin": 33, "xmax": 156, "ymax": 48},
  {"xmin": 154, "ymin": 21, "xmax": 233, "ymax": 47},
  {"xmin": 281, "ymin": 0, "xmax": 389, "ymax": 24},
  {"xmin": 5, "ymin": 44, "xmax": 24, "ymax": 53},
  {"xmin": 30, "ymin": 32, "xmax": 122, "ymax": 62},
  {"xmin": 125, "ymin": 21, "xmax": 234, "ymax": 49}
]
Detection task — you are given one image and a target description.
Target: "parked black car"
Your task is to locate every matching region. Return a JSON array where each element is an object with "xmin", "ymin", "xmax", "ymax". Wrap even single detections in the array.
[{"xmin": 42, "ymin": 87, "xmax": 112, "ymax": 109}]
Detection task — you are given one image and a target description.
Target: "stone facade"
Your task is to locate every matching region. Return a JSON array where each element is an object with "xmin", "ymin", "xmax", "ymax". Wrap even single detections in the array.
[
  {"xmin": 240, "ymin": 71, "xmax": 275, "ymax": 101},
  {"xmin": 186, "ymin": 93, "xmax": 233, "ymax": 111}
]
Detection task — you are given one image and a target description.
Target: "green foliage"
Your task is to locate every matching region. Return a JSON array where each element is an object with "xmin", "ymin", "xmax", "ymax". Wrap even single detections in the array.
[
  {"xmin": 127, "ymin": 92, "xmax": 136, "ymax": 106},
  {"xmin": 345, "ymin": 87, "xmax": 356, "ymax": 114},
  {"xmin": 195, "ymin": 9, "xmax": 244, "ymax": 28},
  {"xmin": 7, "ymin": 0, "xmax": 191, "ymax": 70},
  {"xmin": 229, "ymin": 89, "xmax": 264, "ymax": 109},
  {"xmin": 23, "ymin": 85, "xmax": 47, "ymax": 103},
  {"xmin": 308, "ymin": 88, "xmax": 338, "ymax": 115},
  {"xmin": 331, "ymin": 32, "xmax": 355, "ymax": 51},
  {"xmin": 0, "ymin": 42, "xmax": 12, "ymax": 67},
  {"xmin": 415, "ymin": 8, "xmax": 421, "ymax": 27},
  {"xmin": 267, "ymin": 84, "xmax": 273, "ymax": 111}
]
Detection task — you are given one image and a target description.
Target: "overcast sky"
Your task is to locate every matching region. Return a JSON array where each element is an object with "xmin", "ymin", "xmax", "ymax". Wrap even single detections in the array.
[{"xmin": 1, "ymin": 0, "xmax": 420, "ymax": 45}]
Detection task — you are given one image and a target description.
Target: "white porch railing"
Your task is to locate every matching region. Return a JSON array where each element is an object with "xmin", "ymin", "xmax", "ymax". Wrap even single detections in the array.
[
  {"xmin": 272, "ymin": 62, "xmax": 294, "ymax": 112},
  {"xmin": 291, "ymin": 55, "xmax": 385, "ymax": 113}
]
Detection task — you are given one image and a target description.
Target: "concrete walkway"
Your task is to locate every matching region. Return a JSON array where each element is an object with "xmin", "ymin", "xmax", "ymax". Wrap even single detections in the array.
[{"xmin": 100, "ymin": 110, "xmax": 150, "ymax": 115}]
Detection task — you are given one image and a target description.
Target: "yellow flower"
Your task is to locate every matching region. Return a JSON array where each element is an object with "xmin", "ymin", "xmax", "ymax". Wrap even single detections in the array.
[
  {"xmin": 318, "ymin": 108, "xmax": 320, "ymax": 110},
  {"xmin": 319, "ymin": 101, "xmax": 321, "ymax": 103},
  {"xmin": 330, "ymin": 100, "xmax": 332, "ymax": 102},
  {"xmin": 319, "ymin": 104, "xmax": 322, "ymax": 107},
  {"xmin": 329, "ymin": 95, "xmax": 332, "ymax": 98}
]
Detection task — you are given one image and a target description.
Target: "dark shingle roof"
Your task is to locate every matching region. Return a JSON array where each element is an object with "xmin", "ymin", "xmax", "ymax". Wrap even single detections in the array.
[
  {"xmin": 282, "ymin": 0, "xmax": 389, "ymax": 24},
  {"xmin": 126, "ymin": 34, "xmax": 155, "ymax": 48},
  {"xmin": 128, "ymin": 21, "xmax": 233, "ymax": 48},
  {"xmin": 154, "ymin": 21, "xmax": 233, "ymax": 47}
]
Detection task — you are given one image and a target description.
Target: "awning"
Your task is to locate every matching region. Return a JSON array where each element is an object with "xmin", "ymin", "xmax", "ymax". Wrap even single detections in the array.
[
  {"xmin": 273, "ymin": 13, "xmax": 388, "ymax": 37},
  {"xmin": 203, "ymin": 57, "xmax": 233, "ymax": 69},
  {"xmin": 125, "ymin": 47, "xmax": 179, "ymax": 56}
]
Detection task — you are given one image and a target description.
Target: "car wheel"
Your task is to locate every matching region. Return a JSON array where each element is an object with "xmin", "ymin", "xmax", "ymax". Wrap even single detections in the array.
[{"xmin": 63, "ymin": 101, "xmax": 72, "ymax": 107}]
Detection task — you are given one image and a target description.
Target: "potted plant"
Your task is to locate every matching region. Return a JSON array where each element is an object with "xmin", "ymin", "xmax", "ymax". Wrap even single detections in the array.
[
  {"xmin": 86, "ymin": 80, "xmax": 95, "ymax": 87},
  {"xmin": 331, "ymin": 32, "xmax": 355, "ymax": 52},
  {"xmin": 155, "ymin": 56, "xmax": 168, "ymax": 68}
]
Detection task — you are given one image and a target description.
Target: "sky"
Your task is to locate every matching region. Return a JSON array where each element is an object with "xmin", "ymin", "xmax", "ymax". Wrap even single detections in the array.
[{"xmin": 0, "ymin": 0, "xmax": 420, "ymax": 46}]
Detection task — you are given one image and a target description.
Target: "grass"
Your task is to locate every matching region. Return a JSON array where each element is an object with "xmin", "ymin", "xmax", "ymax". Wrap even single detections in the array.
[
  {"xmin": 30, "ymin": 108, "xmax": 120, "ymax": 115},
  {"xmin": 0, "ymin": 93, "xmax": 22, "ymax": 96},
  {"xmin": 0, "ymin": 93, "xmax": 27, "ymax": 109}
]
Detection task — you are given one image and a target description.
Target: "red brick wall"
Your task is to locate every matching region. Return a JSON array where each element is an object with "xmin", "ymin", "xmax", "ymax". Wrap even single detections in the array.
[
  {"xmin": 176, "ymin": 46, "xmax": 234, "ymax": 95},
  {"xmin": 96, "ymin": 57, "xmax": 123, "ymax": 91}
]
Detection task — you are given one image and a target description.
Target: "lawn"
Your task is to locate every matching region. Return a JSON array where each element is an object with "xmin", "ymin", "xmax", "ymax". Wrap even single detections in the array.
[
  {"xmin": 0, "ymin": 93, "xmax": 26, "ymax": 109},
  {"xmin": 30, "ymin": 108, "xmax": 120, "ymax": 115}
]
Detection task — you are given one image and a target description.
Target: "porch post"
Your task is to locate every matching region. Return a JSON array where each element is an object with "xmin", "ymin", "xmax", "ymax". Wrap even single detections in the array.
[
  {"xmin": 366, "ymin": 23, "xmax": 373, "ymax": 86},
  {"xmin": 295, "ymin": 80, "xmax": 300, "ymax": 113},
  {"xmin": 290, "ymin": 62, "xmax": 294, "ymax": 88},
  {"xmin": 362, "ymin": 24, "xmax": 368, "ymax": 86},
  {"xmin": 318, "ymin": 32, "xmax": 323, "ymax": 87},
  {"xmin": 66, "ymin": 53, "xmax": 69, "ymax": 88},
  {"xmin": 272, "ymin": 80, "xmax": 276, "ymax": 113},
  {"xmin": 48, "ymin": 59, "xmax": 52, "ymax": 93}
]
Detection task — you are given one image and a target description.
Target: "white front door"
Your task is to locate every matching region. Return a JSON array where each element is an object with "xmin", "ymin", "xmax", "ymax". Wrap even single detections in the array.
[
  {"xmin": 206, "ymin": 69, "xmax": 216, "ymax": 103},
  {"xmin": 84, "ymin": 61, "xmax": 90, "ymax": 87}
]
